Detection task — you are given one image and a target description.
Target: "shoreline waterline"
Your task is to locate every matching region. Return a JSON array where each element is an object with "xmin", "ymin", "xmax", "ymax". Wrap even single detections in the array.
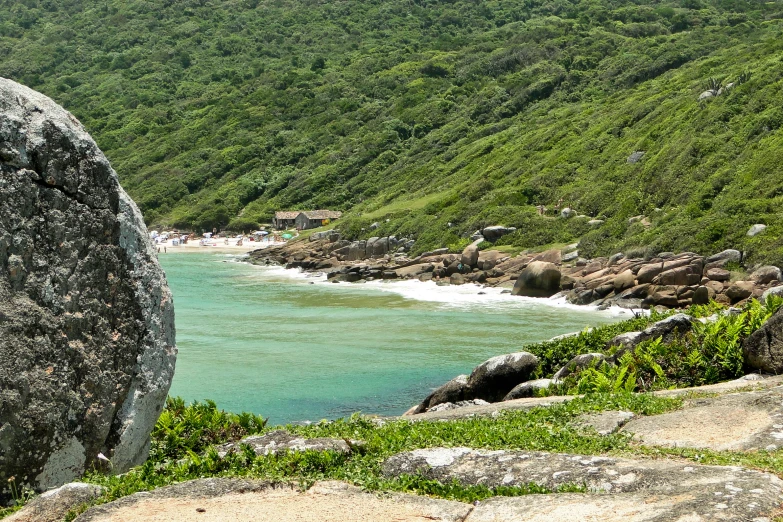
[{"xmin": 160, "ymin": 252, "xmax": 627, "ymax": 424}]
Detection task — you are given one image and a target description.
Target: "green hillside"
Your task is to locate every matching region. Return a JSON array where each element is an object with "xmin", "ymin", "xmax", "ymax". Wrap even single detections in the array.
[{"xmin": 2, "ymin": 0, "xmax": 783, "ymax": 261}]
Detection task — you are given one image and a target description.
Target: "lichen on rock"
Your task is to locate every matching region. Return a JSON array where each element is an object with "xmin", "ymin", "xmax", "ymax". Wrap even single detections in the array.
[{"xmin": 0, "ymin": 77, "xmax": 176, "ymax": 499}]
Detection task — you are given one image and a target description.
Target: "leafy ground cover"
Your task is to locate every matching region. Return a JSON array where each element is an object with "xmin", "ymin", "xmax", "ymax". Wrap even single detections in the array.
[{"xmin": 2, "ymin": 0, "xmax": 783, "ymax": 262}]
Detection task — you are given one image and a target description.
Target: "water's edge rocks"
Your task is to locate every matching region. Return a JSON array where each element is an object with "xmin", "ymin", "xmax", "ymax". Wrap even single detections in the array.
[{"xmin": 0, "ymin": 78, "xmax": 176, "ymax": 499}]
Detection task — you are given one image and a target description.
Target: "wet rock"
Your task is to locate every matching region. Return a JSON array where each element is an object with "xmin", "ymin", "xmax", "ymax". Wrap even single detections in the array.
[
  {"xmin": 216, "ymin": 430, "xmax": 361, "ymax": 458},
  {"xmin": 0, "ymin": 78, "xmax": 176, "ymax": 497},
  {"xmin": 502, "ymin": 379, "xmax": 557, "ymax": 400},
  {"xmin": 552, "ymin": 353, "xmax": 606, "ymax": 380},
  {"xmin": 382, "ymin": 447, "xmax": 783, "ymax": 521},
  {"xmin": 7, "ymin": 483, "xmax": 105, "ymax": 522},
  {"xmin": 511, "ymin": 261, "xmax": 561, "ymax": 298},
  {"xmin": 466, "ymin": 352, "xmax": 539, "ymax": 402}
]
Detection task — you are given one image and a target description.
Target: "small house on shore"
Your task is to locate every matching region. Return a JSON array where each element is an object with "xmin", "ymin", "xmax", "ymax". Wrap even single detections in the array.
[
  {"xmin": 273, "ymin": 210, "xmax": 343, "ymax": 230},
  {"xmin": 273, "ymin": 211, "xmax": 301, "ymax": 230}
]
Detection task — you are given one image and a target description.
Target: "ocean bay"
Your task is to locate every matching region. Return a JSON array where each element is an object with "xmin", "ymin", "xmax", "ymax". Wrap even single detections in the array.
[{"xmin": 161, "ymin": 252, "xmax": 625, "ymax": 424}]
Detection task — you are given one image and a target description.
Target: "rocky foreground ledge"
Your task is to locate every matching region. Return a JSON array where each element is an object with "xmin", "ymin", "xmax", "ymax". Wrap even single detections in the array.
[
  {"xmin": 249, "ymin": 232, "xmax": 783, "ymax": 310},
  {"xmin": 12, "ymin": 376, "xmax": 783, "ymax": 521}
]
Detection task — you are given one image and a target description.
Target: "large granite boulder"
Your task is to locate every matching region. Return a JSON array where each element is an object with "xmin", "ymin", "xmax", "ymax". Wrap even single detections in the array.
[
  {"xmin": 0, "ymin": 78, "xmax": 176, "ymax": 499},
  {"xmin": 511, "ymin": 261, "xmax": 561, "ymax": 297}
]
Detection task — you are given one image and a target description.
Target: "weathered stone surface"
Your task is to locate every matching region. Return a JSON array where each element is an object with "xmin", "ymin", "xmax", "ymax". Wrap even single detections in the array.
[
  {"xmin": 744, "ymin": 306, "xmax": 783, "ymax": 374},
  {"xmin": 747, "ymin": 223, "xmax": 767, "ymax": 237},
  {"xmin": 725, "ymin": 281, "xmax": 754, "ymax": 302},
  {"xmin": 623, "ymin": 389, "xmax": 783, "ymax": 451},
  {"xmin": 502, "ymin": 379, "xmax": 557, "ymax": 401},
  {"xmin": 612, "ymin": 270, "xmax": 635, "ymax": 292},
  {"xmin": 76, "ymin": 479, "xmax": 471, "ymax": 522},
  {"xmin": 572, "ymin": 411, "xmax": 634, "ymax": 435},
  {"xmin": 552, "ymin": 353, "xmax": 605, "ymax": 380},
  {"xmin": 511, "ymin": 261, "xmax": 561, "ymax": 298},
  {"xmin": 750, "ymin": 265, "xmax": 782, "ymax": 284},
  {"xmin": 481, "ymin": 226, "xmax": 516, "ymax": 242},
  {"xmin": 635, "ymin": 263, "xmax": 664, "ymax": 284},
  {"xmin": 461, "ymin": 244, "xmax": 479, "ymax": 268},
  {"xmin": 216, "ymin": 430, "xmax": 360, "ymax": 458},
  {"xmin": 606, "ymin": 314, "xmax": 692, "ymax": 357},
  {"xmin": 409, "ymin": 375, "xmax": 469, "ymax": 414},
  {"xmin": 692, "ymin": 285, "xmax": 710, "ymax": 305},
  {"xmin": 0, "ymin": 78, "xmax": 176, "ymax": 497},
  {"xmin": 383, "ymin": 447, "xmax": 783, "ymax": 521},
  {"xmin": 706, "ymin": 249, "xmax": 742, "ymax": 265},
  {"xmin": 761, "ymin": 285, "xmax": 783, "ymax": 302},
  {"xmin": 705, "ymin": 267, "xmax": 731, "ymax": 281},
  {"xmin": 466, "ymin": 352, "xmax": 539, "ymax": 402},
  {"xmin": 7, "ymin": 482, "xmax": 105, "ymax": 522},
  {"xmin": 428, "ymin": 399, "xmax": 490, "ymax": 413}
]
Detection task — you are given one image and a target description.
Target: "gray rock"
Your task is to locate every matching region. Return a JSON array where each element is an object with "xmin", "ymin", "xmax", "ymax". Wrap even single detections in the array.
[
  {"xmin": 552, "ymin": 353, "xmax": 606, "ymax": 380},
  {"xmin": 750, "ymin": 265, "xmax": 782, "ymax": 284},
  {"xmin": 747, "ymin": 223, "xmax": 767, "ymax": 237},
  {"xmin": 706, "ymin": 248, "xmax": 742, "ymax": 265},
  {"xmin": 481, "ymin": 226, "xmax": 516, "ymax": 242},
  {"xmin": 624, "ymin": 389, "xmax": 783, "ymax": 451},
  {"xmin": 466, "ymin": 352, "xmax": 539, "ymax": 403},
  {"xmin": 411, "ymin": 375, "xmax": 469, "ymax": 413},
  {"xmin": 346, "ymin": 240, "xmax": 367, "ymax": 261},
  {"xmin": 382, "ymin": 447, "xmax": 783, "ymax": 521},
  {"xmin": 744, "ymin": 306, "xmax": 783, "ymax": 373},
  {"xmin": 449, "ymin": 273, "xmax": 465, "ymax": 285},
  {"xmin": 216, "ymin": 430, "xmax": 361, "ymax": 457},
  {"xmin": 606, "ymin": 314, "xmax": 693, "ymax": 357},
  {"xmin": 626, "ymin": 151, "xmax": 645, "ymax": 163},
  {"xmin": 7, "ymin": 482, "xmax": 105, "ymax": 522},
  {"xmin": 761, "ymin": 285, "xmax": 783, "ymax": 302},
  {"xmin": 427, "ymin": 399, "xmax": 490, "ymax": 413},
  {"xmin": 502, "ymin": 378, "xmax": 557, "ymax": 400},
  {"xmin": 0, "ymin": 78, "xmax": 176, "ymax": 498},
  {"xmin": 562, "ymin": 251, "xmax": 579, "ymax": 262},
  {"xmin": 76, "ymin": 479, "xmax": 471, "ymax": 522},
  {"xmin": 587, "ymin": 219, "xmax": 604, "ymax": 226},
  {"xmin": 560, "ymin": 207, "xmax": 575, "ymax": 218},
  {"xmin": 511, "ymin": 261, "xmax": 561, "ymax": 298},
  {"xmin": 698, "ymin": 90, "xmax": 715, "ymax": 101},
  {"xmin": 572, "ymin": 410, "xmax": 635, "ymax": 435}
]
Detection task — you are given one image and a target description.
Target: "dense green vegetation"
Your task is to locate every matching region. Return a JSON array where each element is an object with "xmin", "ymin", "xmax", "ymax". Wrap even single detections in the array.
[{"xmin": 2, "ymin": 0, "xmax": 783, "ymax": 261}]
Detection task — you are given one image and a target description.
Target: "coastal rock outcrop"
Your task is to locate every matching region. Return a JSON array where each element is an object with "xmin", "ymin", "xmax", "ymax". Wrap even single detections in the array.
[
  {"xmin": 0, "ymin": 78, "xmax": 176, "ymax": 498},
  {"xmin": 511, "ymin": 261, "xmax": 561, "ymax": 297}
]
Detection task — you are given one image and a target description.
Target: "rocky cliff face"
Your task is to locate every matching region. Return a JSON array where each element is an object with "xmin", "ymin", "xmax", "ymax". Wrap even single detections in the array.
[{"xmin": 0, "ymin": 78, "xmax": 176, "ymax": 499}]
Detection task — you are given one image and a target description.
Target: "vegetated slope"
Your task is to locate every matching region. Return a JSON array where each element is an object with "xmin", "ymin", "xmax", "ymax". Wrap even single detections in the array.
[{"xmin": 2, "ymin": 0, "xmax": 783, "ymax": 261}]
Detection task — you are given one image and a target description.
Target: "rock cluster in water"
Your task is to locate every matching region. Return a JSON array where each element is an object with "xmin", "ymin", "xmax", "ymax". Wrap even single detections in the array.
[{"xmin": 0, "ymin": 78, "xmax": 176, "ymax": 499}]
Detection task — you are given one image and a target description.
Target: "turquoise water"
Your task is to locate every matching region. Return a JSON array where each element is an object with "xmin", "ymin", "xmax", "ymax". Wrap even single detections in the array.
[{"xmin": 159, "ymin": 252, "xmax": 626, "ymax": 424}]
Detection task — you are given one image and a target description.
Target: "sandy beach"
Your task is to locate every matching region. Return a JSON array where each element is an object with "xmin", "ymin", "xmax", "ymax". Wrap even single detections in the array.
[{"xmin": 155, "ymin": 237, "xmax": 288, "ymax": 255}]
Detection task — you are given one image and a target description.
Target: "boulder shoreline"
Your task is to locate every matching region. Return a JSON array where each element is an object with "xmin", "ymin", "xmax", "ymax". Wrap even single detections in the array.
[{"xmin": 247, "ymin": 231, "xmax": 783, "ymax": 312}]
